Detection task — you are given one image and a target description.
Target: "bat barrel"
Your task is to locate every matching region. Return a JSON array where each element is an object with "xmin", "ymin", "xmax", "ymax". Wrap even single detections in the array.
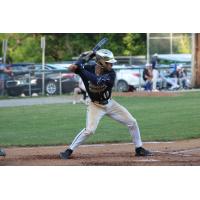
[{"xmin": 92, "ymin": 38, "xmax": 108, "ymax": 52}]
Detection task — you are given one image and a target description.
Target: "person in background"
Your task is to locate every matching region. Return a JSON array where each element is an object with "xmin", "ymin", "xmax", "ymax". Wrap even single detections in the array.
[
  {"xmin": 167, "ymin": 64, "xmax": 181, "ymax": 90},
  {"xmin": 0, "ymin": 63, "xmax": 13, "ymax": 95},
  {"xmin": 73, "ymin": 78, "xmax": 88, "ymax": 105},
  {"xmin": 176, "ymin": 64, "xmax": 188, "ymax": 89},
  {"xmin": 151, "ymin": 53, "xmax": 159, "ymax": 92},
  {"xmin": 151, "ymin": 53, "xmax": 159, "ymax": 68},
  {"xmin": 143, "ymin": 63, "xmax": 153, "ymax": 91}
]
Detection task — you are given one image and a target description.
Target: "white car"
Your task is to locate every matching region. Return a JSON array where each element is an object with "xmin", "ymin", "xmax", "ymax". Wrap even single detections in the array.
[{"xmin": 113, "ymin": 65, "xmax": 145, "ymax": 92}]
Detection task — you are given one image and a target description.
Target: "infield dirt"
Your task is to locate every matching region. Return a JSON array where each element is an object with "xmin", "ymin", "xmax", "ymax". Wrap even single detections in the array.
[{"xmin": 1, "ymin": 138, "xmax": 200, "ymax": 166}]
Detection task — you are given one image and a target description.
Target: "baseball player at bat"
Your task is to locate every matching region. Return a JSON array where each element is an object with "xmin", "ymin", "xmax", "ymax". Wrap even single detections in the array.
[{"xmin": 60, "ymin": 48, "xmax": 153, "ymax": 159}]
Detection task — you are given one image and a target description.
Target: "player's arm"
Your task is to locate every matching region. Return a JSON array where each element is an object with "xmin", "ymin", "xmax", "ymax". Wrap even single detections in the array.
[
  {"xmin": 68, "ymin": 64, "xmax": 78, "ymax": 72},
  {"xmin": 68, "ymin": 51, "xmax": 94, "ymax": 73},
  {"xmin": 80, "ymin": 69, "xmax": 116, "ymax": 87}
]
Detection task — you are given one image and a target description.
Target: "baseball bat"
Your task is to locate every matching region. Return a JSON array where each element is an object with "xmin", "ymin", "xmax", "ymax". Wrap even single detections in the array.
[
  {"xmin": 92, "ymin": 37, "xmax": 108, "ymax": 53},
  {"xmin": 76, "ymin": 37, "xmax": 108, "ymax": 64}
]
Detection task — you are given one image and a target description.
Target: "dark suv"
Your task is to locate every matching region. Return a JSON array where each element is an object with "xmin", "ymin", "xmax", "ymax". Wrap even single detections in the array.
[
  {"xmin": 34, "ymin": 64, "xmax": 79, "ymax": 95},
  {"xmin": 5, "ymin": 63, "xmax": 79, "ymax": 96},
  {"xmin": 5, "ymin": 63, "xmax": 39, "ymax": 96}
]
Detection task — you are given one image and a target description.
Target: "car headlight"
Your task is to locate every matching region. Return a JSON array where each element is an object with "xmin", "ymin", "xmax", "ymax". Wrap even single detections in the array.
[
  {"xmin": 16, "ymin": 80, "xmax": 21, "ymax": 85},
  {"xmin": 17, "ymin": 80, "xmax": 27, "ymax": 85},
  {"xmin": 31, "ymin": 79, "xmax": 37, "ymax": 84}
]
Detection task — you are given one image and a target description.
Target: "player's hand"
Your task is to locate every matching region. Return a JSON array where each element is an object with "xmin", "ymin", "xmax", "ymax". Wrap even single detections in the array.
[
  {"xmin": 72, "ymin": 51, "xmax": 95, "ymax": 71},
  {"xmin": 78, "ymin": 51, "xmax": 94, "ymax": 62},
  {"xmin": 69, "ymin": 64, "xmax": 78, "ymax": 72}
]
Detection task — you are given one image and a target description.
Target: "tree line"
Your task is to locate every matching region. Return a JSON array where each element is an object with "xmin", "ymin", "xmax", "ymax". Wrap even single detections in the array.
[
  {"xmin": 0, "ymin": 33, "xmax": 146, "ymax": 63},
  {"xmin": 0, "ymin": 33, "xmax": 191, "ymax": 63}
]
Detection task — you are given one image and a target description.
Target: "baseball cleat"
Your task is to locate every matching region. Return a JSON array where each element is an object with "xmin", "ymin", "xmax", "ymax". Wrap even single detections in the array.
[
  {"xmin": 0, "ymin": 149, "xmax": 6, "ymax": 157},
  {"xmin": 60, "ymin": 149, "xmax": 73, "ymax": 159},
  {"xmin": 135, "ymin": 147, "xmax": 153, "ymax": 157}
]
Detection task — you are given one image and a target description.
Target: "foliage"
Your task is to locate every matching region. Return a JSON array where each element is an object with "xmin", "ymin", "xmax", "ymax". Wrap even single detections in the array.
[
  {"xmin": 0, "ymin": 33, "xmax": 146, "ymax": 63},
  {"xmin": 0, "ymin": 33, "xmax": 192, "ymax": 63},
  {"xmin": 123, "ymin": 33, "xmax": 146, "ymax": 55},
  {"xmin": 173, "ymin": 34, "xmax": 192, "ymax": 53},
  {"xmin": 149, "ymin": 33, "xmax": 192, "ymax": 54}
]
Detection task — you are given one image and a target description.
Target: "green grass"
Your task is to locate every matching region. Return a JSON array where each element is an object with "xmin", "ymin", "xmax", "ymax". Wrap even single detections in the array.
[{"xmin": 0, "ymin": 91, "xmax": 200, "ymax": 147}]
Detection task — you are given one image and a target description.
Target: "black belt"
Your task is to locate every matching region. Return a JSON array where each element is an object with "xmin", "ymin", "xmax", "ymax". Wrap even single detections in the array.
[{"xmin": 92, "ymin": 99, "xmax": 110, "ymax": 105}]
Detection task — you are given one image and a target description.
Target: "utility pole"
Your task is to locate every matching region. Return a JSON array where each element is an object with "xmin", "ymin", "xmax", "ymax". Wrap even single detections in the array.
[
  {"xmin": 2, "ymin": 39, "xmax": 8, "ymax": 64},
  {"xmin": 192, "ymin": 33, "xmax": 200, "ymax": 88},
  {"xmin": 41, "ymin": 37, "xmax": 46, "ymax": 95},
  {"xmin": 146, "ymin": 33, "xmax": 150, "ymax": 63},
  {"xmin": 0, "ymin": 40, "xmax": 8, "ymax": 96},
  {"xmin": 170, "ymin": 33, "xmax": 173, "ymax": 54}
]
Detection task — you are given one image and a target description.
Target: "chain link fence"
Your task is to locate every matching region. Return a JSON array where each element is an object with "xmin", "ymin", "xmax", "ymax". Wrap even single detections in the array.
[{"xmin": 0, "ymin": 66, "xmax": 79, "ymax": 97}]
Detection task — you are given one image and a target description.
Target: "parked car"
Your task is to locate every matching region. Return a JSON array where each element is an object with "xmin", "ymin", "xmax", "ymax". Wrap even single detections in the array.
[
  {"xmin": 113, "ymin": 64, "xmax": 145, "ymax": 92},
  {"xmin": 36, "ymin": 72, "xmax": 79, "ymax": 95},
  {"xmin": 0, "ymin": 63, "xmax": 16, "ymax": 95},
  {"xmin": 5, "ymin": 63, "xmax": 79, "ymax": 96},
  {"xmin": 5, "ymin": 63, "xmax": 40, "ymax": 96}
]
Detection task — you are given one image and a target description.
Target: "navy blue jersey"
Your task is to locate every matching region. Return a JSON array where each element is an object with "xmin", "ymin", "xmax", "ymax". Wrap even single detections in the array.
[{"xmin": 75, "ymin": 63, "xmax": 116, "ymax": 102}]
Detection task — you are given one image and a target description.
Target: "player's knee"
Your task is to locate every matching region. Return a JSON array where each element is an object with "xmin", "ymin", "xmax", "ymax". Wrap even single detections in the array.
[
  {"xmin": 83, "ymin": 128, "xmax": 95, "ymax": 136},
  {"xmin": 127, "ymin": 118, "xmax": 138, "ymax": 129}
]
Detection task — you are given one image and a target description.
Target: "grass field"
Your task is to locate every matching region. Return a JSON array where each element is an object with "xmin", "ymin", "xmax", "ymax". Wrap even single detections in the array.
[{"xmin": 0, "ymin": 91, "xmax": 200, "ymax": 147}]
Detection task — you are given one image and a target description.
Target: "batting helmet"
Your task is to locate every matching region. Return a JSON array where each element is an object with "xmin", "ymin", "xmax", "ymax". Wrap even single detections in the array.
[{"xmin": 96, "ymin": 49, "xmax": 117, "ymax": 67}]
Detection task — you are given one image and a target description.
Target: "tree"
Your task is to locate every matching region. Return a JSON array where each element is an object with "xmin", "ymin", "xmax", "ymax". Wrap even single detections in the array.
[
  {"xmin": 173, "ymin": 34, "xmax": 192, "ymax": 54},
  {"xmin": 122, "ymin": 33, "xmax": 146, "ymax": 56},
  {"xmin": 0, "ymin": 33, "xmax": 147, "ymax": 63}
]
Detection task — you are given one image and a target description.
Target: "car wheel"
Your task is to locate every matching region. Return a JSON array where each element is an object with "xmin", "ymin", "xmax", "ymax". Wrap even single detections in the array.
[
  {"xmin": 45, "ymin": 81, "xmax": 58, "ymax": 95},
  {"xmin": 117, "ymin": 80, "xmax": 129, "ymax": 92}
]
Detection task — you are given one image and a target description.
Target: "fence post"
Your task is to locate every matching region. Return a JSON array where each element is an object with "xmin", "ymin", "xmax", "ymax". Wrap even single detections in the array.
[
  {"xmin": 41, "ymin": 37, "xmax": 46, "ymax": 95},
  {"xmin": 1, "ymin": 40, "xmax": 8, "ymax": 96},
  {"xmin": 2, "ymin": 39, "xmax": 8, "ymax": 64},
  {"xmin": 59, "ymin": 72, "xmax": 62, "ymax": 95},
  {"xmin": 138, "ymin": 68, "xmax": 142, "ymax": 91},
  {"xmin": 28, "ymin": 71, "xmax": 31, "ymax": 96},
  {"xmin": 146, "ymin": 33, "xmax": 150, "ymax": 63}
]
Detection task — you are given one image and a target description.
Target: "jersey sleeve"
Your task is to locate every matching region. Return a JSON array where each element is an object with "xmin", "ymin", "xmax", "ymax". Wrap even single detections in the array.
[
  {"xmin": 80, "ymin": 69, "xmax": 116, "ymax": 87},
  {"xmin": 74, "ymin": 61, "xmax": 95, "ymax": 74}
]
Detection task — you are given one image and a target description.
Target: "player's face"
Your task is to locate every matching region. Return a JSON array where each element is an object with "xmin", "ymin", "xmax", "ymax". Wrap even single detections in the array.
[{"xmin": 105, "ymin": 62, "xmax": 113, "ymax": 71}]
